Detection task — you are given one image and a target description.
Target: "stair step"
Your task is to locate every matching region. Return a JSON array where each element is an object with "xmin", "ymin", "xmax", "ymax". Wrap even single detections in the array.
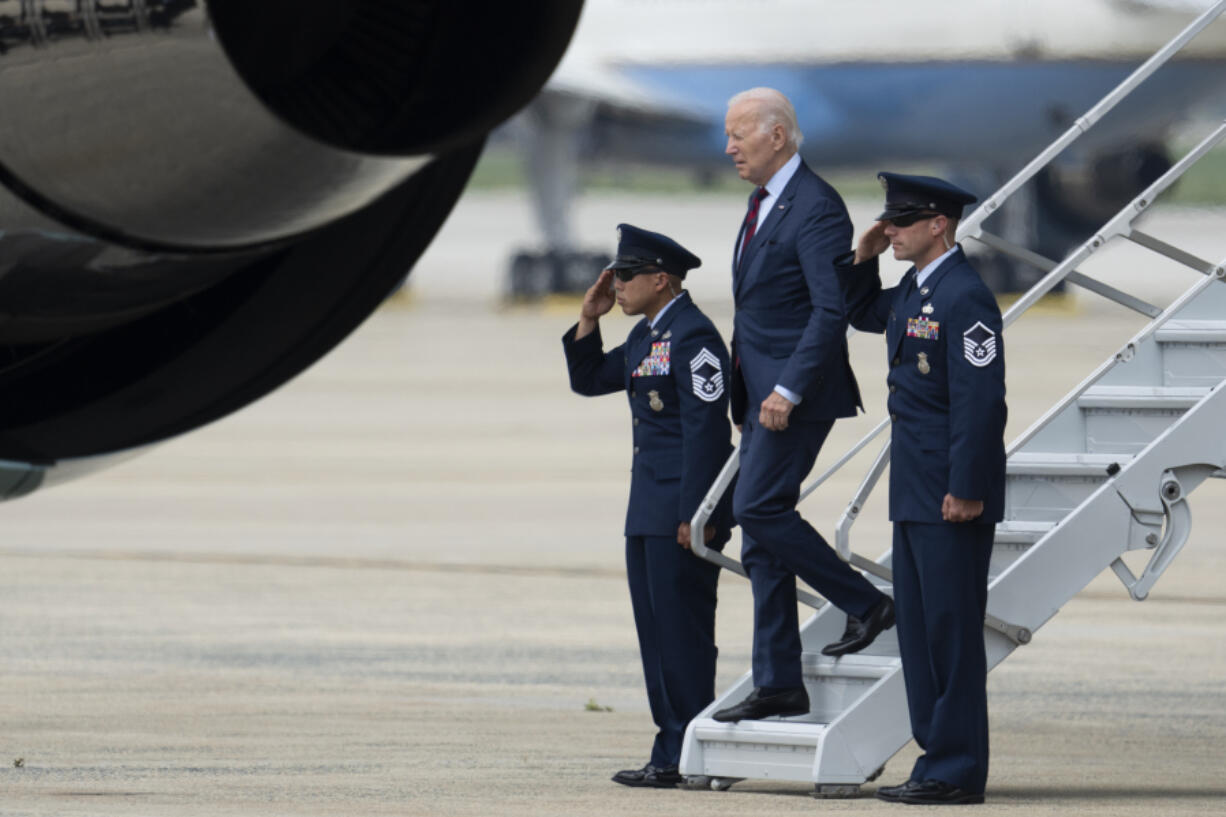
[
  {"xmin": 1156, "ymin": 323, "xmax": 1226, "ymax": 387},
  {"xmin": 689, "ymin": 719, "xmax": 826, "ymax": 782},
  {"xmin": 1007, "ymin": 452, "xmax": 1126, "ymax": 477},
  {"xmin": 989, "ymin": 521, "xmax": 1056, "ymax": 578},
  {"xmin": 1076, "ymin": 386, "xmax": 1208, "ymax": 454},
  {"xmin": 994, "ymin": 520, "xmax": 1057, "ymax": 545},
  {"xmin": 688, "ymin": 654, "xmax": 907, "ymax": 783},
  {"xmin": 1006, "ymin": 453, "xmax": 1125, "ymax": 522},
  {"xmin": 1078, "ymin": 385, "xmax": 1208, "ymax": 410},
  {"xmin": 799, "ymin": 653, "xmax": 900, "ymax": 721},
  {"xmin": 692, "ymin": 719, "xmax": 827, "ymax": 744},
  {"xmin": 802, "ymin": 652, "xmax": 899, "ymax": 679},
  {"xmin": 1154, "ymin": 320, "xmax": 1226, "ymax": 344}
]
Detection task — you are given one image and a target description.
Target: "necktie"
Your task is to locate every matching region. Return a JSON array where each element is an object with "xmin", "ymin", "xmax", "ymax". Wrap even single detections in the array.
[{"xmin": 740, "ymin": 186, "xmax": 769, "ymax": 258}]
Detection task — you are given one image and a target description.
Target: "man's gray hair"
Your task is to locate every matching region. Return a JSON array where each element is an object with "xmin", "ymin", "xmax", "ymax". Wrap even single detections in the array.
[{"xmin": 728, "ymin": 87, "xmax": 804, "ymax": 150}]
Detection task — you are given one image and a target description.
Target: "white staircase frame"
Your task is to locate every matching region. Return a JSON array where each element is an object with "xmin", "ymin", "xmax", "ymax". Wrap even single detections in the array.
[{"xmin": 683, "ymin": 0, "xmax": 1226, "ymax": 793}]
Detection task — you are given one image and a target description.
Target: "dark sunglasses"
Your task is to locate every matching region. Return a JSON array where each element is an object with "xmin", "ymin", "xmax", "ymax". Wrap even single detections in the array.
[
  {"xmin": 611, "ymin": 265, "xmax": 663, "ymax": 282},
  {"xmin": 885, "ymin": 212, "xmax": 941, "ymax": 228}
]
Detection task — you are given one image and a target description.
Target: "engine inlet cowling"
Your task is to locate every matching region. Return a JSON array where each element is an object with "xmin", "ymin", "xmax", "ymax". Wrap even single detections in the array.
[{"xmin": 0, "ymin": 0, "xmax": 582, "ymax": 477}]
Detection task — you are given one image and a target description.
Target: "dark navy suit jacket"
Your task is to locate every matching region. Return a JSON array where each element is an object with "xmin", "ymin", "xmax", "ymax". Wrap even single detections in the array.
[
  {"xmin": 563, "ymin": 292, "xmax": 734, "ymax": 540},
  {"xmin": 837, "ymin": 247, "xmax": 1007, "ymax": 523},
  {"xmin": 730, "ymin": 160, "xmax": 862, "ymax": 425}
]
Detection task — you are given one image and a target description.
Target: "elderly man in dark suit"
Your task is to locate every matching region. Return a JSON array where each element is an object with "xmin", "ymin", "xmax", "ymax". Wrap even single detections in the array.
[{"xmin": 713, "ymin": 88, "xmax": 895, "ymax": 724}]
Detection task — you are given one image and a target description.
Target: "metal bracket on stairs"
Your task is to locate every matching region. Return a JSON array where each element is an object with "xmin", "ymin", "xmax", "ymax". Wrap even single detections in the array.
[
  {"xmin": 1111, "ymin": 469, "xmax": 1196, "ymax": 601},
  {"xmin": 985, "ymin": 613, "xmax": 1032, "ymax": 645},
  {"xmin": 813, "ymin": 783, "xmax": 861, "ymax": 799}
]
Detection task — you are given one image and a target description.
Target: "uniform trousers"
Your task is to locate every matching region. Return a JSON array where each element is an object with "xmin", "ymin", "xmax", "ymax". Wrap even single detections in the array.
[
  {"xmin": 625, "ymin": 534, "xmax": 720, "ymax": 767},
  {"xmin": 732, "ymin": 415, "xmax": 884, "ymax": 689},
  {"xmin": 892, "ymin": 521, "xmax": 994, "ymax": 794}
]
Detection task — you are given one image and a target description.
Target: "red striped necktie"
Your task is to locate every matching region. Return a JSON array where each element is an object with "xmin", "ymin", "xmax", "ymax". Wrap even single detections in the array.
[{"xmin": 740, "ymin": 186, "xmax": 769, "ymax": 257}]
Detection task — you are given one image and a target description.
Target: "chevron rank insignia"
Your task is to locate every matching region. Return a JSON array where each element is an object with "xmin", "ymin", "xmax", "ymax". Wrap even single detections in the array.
[
  {"xmin": 963, "ymin": 321, "xmax": 997, "ymax": 367},
  {"xmin": 633, "ymin": 341, "xmax": 670, "ymax": 377},
  {"xmin": 690, "ymin": 348, "xmax": 724, "ymax": 402}
]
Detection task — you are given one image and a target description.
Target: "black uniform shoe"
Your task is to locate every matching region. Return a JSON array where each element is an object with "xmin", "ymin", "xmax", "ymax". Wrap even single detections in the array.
[
  {"xmin": 611, "ymin": 763, "xmax": 683, "ymax": 788},
  {"xmin": 711, "ymin": 687, "xmax": 809, "ymax": 722},
  {"xmin": 898, "ymin": 779, "xmax": 984, "ymax": 805},
  {"xmin": 875, "ymin": 779, "xmax": 922, "ymax": 802},
  {"xmin": 821, "ymin": 596, "xmax": 896, "ymax": 657}
]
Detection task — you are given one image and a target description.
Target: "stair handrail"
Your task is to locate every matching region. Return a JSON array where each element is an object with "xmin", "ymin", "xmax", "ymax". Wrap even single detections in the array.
[{"xmin": 692, "ymin": 0, "xmax": 1226, "ymax": 589}]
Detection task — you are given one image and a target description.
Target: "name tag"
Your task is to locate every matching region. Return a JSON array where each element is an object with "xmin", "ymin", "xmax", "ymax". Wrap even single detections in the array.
[{"xmin": 907, "ymin": 318, "xmax": 940, "ymax": 340}]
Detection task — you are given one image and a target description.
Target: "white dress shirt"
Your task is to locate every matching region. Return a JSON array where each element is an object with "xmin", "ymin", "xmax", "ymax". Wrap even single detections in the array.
[
  {"xmin": 744, "ymin": 152, "xmax": 806, "ymax": 406},
  {"xmin": 649, "ymin": 293, "xmax": 683, "ymax": 329},
  {"xmin": 735, "ymin": 151, "xmax": 801, "ymax": 269}
]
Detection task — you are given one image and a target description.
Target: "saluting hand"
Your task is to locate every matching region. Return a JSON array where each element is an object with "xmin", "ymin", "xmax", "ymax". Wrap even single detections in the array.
[
  {"xmin": 942, "ymin": 493, "xmax": 984, "ymax": 523},
  {"xmin": 575, "ymin": 268, "xmax": 617, "ymax": 339},
  {"xmin": 853, "ymin": 221, "xmax": 890, "ymax": 265},
  {"xmin": 759, "ymin": 391, "xmax": 795, "ymax": 431},
  {"xmin": 581, "ymin": 268, "xmax": 616, "ymax": 319}
]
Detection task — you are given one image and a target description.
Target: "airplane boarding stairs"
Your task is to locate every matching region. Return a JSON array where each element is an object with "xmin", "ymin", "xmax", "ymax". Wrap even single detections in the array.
[
  {"xmin": 680, "ymin": 262, "xmax": 1226, "ymax": 795},
  {"xmin": 678, "ymin": 1, "xmax": 1226, "ymax": 795}
]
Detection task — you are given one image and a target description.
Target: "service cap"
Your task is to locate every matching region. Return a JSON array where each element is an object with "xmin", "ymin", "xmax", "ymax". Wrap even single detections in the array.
[
  {"xmin": 876, "ymin": 172, "xmax": 978, "ymax": 221},
  {"xmin": 608, "ymin": 223, "xmax": 701, "ymax": 279}
]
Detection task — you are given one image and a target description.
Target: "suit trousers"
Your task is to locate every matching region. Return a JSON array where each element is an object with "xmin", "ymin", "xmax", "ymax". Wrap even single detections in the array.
[
  {"xmin": 892, "ymin": 521, "xmax": 994, "ymax": 794},
  {"xmin": 625, "ymin": 534, "xmax": 720, "ymax": 767},
  {"xmin": 732, "ymin": 415, "xmax": 883, "ymax": 689}
]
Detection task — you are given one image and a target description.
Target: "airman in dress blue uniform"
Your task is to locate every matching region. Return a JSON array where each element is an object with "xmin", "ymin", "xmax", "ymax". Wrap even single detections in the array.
[
  {"xmin": 836, "ymin": 174, "xmax": 1007, "ymax": 806},
  {"xmin": 562, "ymin": 224, "xmax": 734, "ymax": 789}
]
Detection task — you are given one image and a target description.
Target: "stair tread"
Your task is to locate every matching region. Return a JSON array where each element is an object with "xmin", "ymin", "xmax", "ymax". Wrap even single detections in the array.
[
  {"xmin": 996, "ymin": 519, "xmax": 1058, "ymax": 531},
  {"xmin": 1011, "ymin": 452, "xmax": 1121, "ymax": 462},
  {"xmin": 1082, "ymin": 385, "xmax": 1209, "ymax": 397},
  {"xmin": 1079, "ymin": 384, "xmax": 1209, "ymax": 409},
  {"xmin": 1008, "ymin": 451, "xmax": 1128, "ymax": 476},
  {"xmin": 692, "ymin": 717, "xmax": 828, "ymax": 739},
  {"xmin": 1160, "ymin": 319, "xmax": 1226, "ymax": 329},
  {"xmin": 1155, "ymin": 320, "xmax": 1226, "ymax": 342},
  {"xmin": 801, "ymin": 653, "xmax": 900, "ymax": 676},
  {"xmin": 994, "ymin": 520, "xmax": 1057, "ymax": 544}
]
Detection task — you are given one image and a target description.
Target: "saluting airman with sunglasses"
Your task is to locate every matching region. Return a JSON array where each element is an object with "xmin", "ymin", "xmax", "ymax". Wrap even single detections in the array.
[
  {"xmin": 562, "ymin": 223, "xmax": 734, "ymax": 789},
  {"xmin": 836, "ymin": 173, "xmax": 1007, "ymax": 807}
]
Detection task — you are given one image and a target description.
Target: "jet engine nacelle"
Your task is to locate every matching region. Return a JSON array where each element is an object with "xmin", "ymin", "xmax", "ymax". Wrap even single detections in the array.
[{"xmin": 0, "ymin": 0, "xmax": 582, "ymax": 498}]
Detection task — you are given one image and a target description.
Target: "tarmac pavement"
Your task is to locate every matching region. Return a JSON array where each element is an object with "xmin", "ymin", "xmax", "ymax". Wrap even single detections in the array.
[{"xmin": 1, "ymin": 191, "xmax": 1224, "ymax": 815}]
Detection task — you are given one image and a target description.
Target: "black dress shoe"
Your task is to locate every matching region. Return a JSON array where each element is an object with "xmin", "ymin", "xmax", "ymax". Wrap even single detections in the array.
[
  {"xmin": 821, "ymin": 596, "xmax": 896, "ymax": 657},
  {"xmin": 875, "ymin": 779, "xmax": 922, "ymax": 803},
  {"xmin": 711, "ymin": 687, "xmax": 809, "ymax": 722},
  {"xmin": 611, "ymin": 763, "xmax": 682, "ymax": 788},
  {"xmin": 898, "ymin": 779, "xmax": 984, "ymax": 805}
]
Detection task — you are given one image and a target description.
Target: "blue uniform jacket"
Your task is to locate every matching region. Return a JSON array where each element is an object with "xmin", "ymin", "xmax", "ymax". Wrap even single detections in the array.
[
  {"xmin": 563, "ymin": 292, "xmax": 735, "ymax": 540},
  {"xmin": 730, "ymin": 161, "xmax": 862, "ymax": 425},
  {"xmin": 837, "ymin": 247, "xmax": 1007, "ymax": 523}
]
